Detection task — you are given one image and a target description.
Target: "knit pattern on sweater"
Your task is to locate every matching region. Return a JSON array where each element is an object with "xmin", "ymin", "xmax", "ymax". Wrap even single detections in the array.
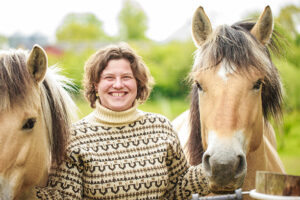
[{"xmin": 36, "ymin": 112, "xmax": 209, "ymax": 199}]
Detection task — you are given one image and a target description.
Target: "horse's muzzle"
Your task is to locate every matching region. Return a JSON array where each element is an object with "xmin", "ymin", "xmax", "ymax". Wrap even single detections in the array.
[{"xmin": 202, "ymin": 151, "xmax": 247, "ymax": 192}]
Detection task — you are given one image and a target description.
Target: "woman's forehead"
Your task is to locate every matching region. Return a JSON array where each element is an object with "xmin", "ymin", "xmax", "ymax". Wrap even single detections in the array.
[{"xmin": 102, "ymin": 59, "xmax": 133, "ymax": 75}]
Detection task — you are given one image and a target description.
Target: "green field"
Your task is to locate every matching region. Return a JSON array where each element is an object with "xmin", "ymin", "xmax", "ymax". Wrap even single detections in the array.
[{"xmin": 75, "ymin": 97, "xmax": 300, "ymax": 176}]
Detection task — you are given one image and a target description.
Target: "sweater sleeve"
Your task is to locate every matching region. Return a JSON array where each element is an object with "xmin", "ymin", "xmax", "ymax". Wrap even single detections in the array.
[
  {"xmin": 165, "ymin": 128, "xmax": 210, "ymax": 199},
  {"xmin": 34, "ymin": 147, "xmax": 84, "ymax": 200}
]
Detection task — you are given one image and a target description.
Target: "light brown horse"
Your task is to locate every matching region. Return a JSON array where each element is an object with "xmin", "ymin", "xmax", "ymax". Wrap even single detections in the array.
[
  {"xmin": 172, "ymin": 6, "xmax": 285, "ymax": 199},
  {"xmin": 0, "ymin": 45, "xmax": 76, "ymax": 199}
]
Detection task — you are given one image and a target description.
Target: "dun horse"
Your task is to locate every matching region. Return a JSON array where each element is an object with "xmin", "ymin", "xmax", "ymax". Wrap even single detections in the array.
[
  {"xmin": 0, "ymin": 45, "xmax": 76, "ymax": 199},
  {"xmin": 172, "ymin": 6, "xmax": 285, "ymax": 198}
]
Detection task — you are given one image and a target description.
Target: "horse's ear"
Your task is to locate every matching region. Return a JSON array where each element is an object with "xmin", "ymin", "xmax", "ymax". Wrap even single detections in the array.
[
  {"xmin": 192, "ymin": 6, "xmax": 212, "ymax": 47},
  {"xmin": 250, "ymin": 6, "xmax": 273, "ymax": 45},
  {"xmin": 27, "ymin": 44, "xmax": 47, "ymax": 83}
]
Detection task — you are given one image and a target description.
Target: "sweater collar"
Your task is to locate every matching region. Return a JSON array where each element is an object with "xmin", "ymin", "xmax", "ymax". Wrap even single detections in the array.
[{"xmin": 87, "ymin": 101, "xmax": 144, "ymax": 125}]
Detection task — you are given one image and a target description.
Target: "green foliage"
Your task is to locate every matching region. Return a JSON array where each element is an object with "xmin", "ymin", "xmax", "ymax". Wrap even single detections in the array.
[
  {"xmin": 48, "ymin": 48, "xmax": 96, "ymax": 91},
  {"xmin": 275, "ymin": 58, "xmax": 300, "ymax": 110},
  {"xmin": 0, "ymin": 34, "xmax": 7, "ymax": 46},
  {"xmin": 118, "ymin": 0, "xmax": 148, "ymax": 40},
  {"xmin": 276, "ymin": 110, "xmax": 300, "ymax": 175},
  {"xmin": 137, "ymin": 40, "xmax": 196, "ymax": 98},
  {"xmin": 56, "ymin": 13, "xmax": 109, "ymax": 42},
  {"xmin": 285, "ymin": 35, "xmax": 300, "ymax": 68},
  {"xmin": 277, "ymin": 5, "xmax": 300, "ymax": 38}
]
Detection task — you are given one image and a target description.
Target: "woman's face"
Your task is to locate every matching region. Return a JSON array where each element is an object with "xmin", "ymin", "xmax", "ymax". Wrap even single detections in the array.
[{"xmin": 95, "ymin": 58, "xmax": 137, "ymax": 111}]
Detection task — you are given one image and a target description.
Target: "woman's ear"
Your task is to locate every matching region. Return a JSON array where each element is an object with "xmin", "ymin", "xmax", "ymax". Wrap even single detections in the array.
[{"xmin": 94, "ymin": 83, "xmax": 98, "ymax": 91}]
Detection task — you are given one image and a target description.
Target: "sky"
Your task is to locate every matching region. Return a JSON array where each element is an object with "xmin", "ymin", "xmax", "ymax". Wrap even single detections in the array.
[{"xmin": 0, "ymin": 0, "xmax": 299, "ymax": 42}]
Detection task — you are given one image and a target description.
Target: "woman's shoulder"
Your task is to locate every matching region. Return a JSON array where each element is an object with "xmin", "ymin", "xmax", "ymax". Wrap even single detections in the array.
[
  {"xmin": 139, "ymin": 110, "xmax": 173, "ymax": 126},
  {"xmin": 69, "ymin": 116, "xmax": 99, "ymax": 138},
  {"xmin": 71, "ymin": 117, "xmax": 90, "ymax": 130}
]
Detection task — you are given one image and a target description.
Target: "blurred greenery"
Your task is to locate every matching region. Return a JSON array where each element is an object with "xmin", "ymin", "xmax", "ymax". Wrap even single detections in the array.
[
  {"xmin": 48, "ymin": 48, "xmax": 95, "ymax": 89},
  {"xmin": 39, "ymin": 2, "xmax": 300, "ymax": 176},
  {"xmin": 137, "ymin": 41, "xmax": 195, "ymax": 98},
  {"xmin": 118, "ymin": 0, "xmax": 148, "ymax": 41},
  {"xmin": 0, "ymin": 34, "xmax": 7, "ymax": 46},
  {"xmin": 56, "ymin": 13, "xmax": 110, "ymax": 42}
]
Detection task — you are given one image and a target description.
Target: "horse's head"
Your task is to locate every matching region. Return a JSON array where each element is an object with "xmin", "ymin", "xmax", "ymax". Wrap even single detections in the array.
[
  {"xmin": 0, "ymin": 45, "xmax": 75, "ymax": 199},
  {"xmin": 188, "ymin": 6, "xmax": 283, "ymax": 192}
]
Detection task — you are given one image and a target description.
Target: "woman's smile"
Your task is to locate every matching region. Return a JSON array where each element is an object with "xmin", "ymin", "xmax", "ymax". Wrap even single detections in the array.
[{"xmin": 110, "ymin": 92, "xmax": 127, "ymax": 97}]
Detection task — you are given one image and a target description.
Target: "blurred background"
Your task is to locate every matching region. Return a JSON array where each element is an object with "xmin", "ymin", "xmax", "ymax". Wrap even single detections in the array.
[{"xmin": 1, "ymin": 0, "xmax": 299, "ymax": 175}]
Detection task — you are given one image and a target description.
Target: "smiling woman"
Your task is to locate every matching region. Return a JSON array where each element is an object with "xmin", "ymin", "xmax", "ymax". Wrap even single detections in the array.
[{"xmin": 33, "ymin": 42, "xmax": 211, "ymax": 199}]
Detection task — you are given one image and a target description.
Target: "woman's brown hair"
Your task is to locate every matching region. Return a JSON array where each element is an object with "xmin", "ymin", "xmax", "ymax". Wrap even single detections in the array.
[{"xmin": 83, "ymin": 42, "xmax": 154, "ymax": 108}]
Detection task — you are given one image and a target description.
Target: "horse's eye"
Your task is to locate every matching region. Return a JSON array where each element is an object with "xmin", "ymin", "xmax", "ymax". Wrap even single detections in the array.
[
  {"xmin": 253, "ymin": 79, "xmax": 263, "ymax": 90},
  {"xmin": 22, "ymin": 118, "xmax": 36, "ymax": 130},
  {"xmin": 195, "ymin": 82, "xmax": 203, "ymax": 91}
]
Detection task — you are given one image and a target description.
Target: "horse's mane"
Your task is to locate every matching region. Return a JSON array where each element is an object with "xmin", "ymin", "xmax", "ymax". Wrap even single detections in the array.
[
  {"xmin": 186, "ymin": 21, "xmax": 284, "ymax": 165},
  {"xmin": 0, "ymin": 49, "xmax": 77, "ymax": 165},
  {"xmin": 41, "ymin": 67, "xmax": 77, "ymax": 165}
]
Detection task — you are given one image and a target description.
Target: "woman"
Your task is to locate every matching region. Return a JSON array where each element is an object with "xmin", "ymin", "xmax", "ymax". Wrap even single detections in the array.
[{"xmin": 36, "ymin": 42, "xmax": 209, "ymax": 199}]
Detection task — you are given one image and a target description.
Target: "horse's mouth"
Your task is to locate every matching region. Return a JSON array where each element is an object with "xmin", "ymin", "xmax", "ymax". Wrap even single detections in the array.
[{"xmin": 208, "ymin": 181, "xmax": 242, "ymax": 194}]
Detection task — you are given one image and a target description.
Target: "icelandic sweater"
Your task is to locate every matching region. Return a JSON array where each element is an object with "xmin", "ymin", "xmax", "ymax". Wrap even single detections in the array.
[{"xmin": 36, "ymin": 102, "xmax": 209, "ymax": 199}]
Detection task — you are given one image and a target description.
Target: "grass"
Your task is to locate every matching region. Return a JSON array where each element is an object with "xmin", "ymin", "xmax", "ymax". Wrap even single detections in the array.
[{"xmin": 75, "ymin": 96, "xmax": 300, "ymax": 176}]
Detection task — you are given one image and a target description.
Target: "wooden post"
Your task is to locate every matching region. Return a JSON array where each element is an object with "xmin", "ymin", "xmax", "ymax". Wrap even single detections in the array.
[{"xmin": 256, "ymin": 171, "xmax": 300, "ymax": 196}]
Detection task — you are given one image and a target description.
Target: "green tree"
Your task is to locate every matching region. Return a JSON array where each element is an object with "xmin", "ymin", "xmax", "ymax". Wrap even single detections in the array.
[
  {"xmin": 277, "ymin": 5, "xmax": 300, "ymax": 39},
  {"xmin": 118, "ymin": 0, "xmax": 148, "ymax": 40},
  {"xmin": 137, "ymin": 40, "xmax": 195, "ymax": 98},
  {"xmin": 56, "ymin": 13, "xmax": 108, "ymax": 42},
  {"xmin": 0, "ymin": 34, "xmax": 7, "ymax": 47}
]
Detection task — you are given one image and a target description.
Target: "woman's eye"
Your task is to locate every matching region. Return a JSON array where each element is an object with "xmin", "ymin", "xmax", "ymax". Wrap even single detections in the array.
[
  {"xmin": 104, "ymin": 76, "xmax": 114, "ymax": 81},
  {"xmin": 195, "ymin": 82, "xmax": 203, "ymax": 91},
  {"xmin": 22, "ymin": 118, "xmax": 36, "ymax": 130},
  {"xmin": 253, "ymin": 79, "xmax": 263, "ymax": 90},
  {"xmin": 123, "ymin": 76, "xmax": 132, "ymax": 80}
]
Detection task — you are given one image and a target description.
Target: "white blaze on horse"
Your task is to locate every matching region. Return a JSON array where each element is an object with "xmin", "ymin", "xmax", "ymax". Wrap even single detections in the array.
[
  {"xmin": 172, "ymin": 6, "xmax": 285, "ymax": 197},
  {"xmin": 0, "ymin": 45, "xmax": 76, "ymax": 199}
]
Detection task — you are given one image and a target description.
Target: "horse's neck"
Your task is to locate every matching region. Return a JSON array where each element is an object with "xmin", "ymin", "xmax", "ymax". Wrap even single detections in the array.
[
  {"xmin": 243, "ymin": 121, "xmax": 285, "ymax": 192},
  {"xmin": 172, "ymin": 110, "xmax": 190, "ymax": 148}
]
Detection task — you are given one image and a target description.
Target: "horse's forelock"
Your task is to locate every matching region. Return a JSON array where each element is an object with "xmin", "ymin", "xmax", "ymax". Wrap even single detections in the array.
[
  {"xmin": 191, "ymin": 21, "xmax": 283, "ymax": 121},
  {"xmin": 0, "ymin": 50, "xmax": 36, "ymax": 111}
]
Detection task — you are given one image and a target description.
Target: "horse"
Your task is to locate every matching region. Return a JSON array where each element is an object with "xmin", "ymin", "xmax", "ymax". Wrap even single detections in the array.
[
  {"xmin": 172, "ymin": 6, "xmax": 285, "ymax": 199},
  {"xmin": 0, "ymin": 45, "xmax": 77, "ymax": 199}
]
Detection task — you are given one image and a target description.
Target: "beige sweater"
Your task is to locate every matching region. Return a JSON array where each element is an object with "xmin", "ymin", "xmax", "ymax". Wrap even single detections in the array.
[{"xmin": 36, "ymin": 102, "xmax": 209, "ymax": 199}]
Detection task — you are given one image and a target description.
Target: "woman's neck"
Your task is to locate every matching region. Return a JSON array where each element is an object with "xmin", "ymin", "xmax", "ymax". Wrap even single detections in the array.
[{"xmin": 86, "ymin": 101, "xmax": 144, "ymax": 126}]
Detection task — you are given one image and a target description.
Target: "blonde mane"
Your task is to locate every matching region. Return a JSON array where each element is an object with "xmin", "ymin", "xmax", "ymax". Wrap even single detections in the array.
[{"xmin": 41, "ymin": 66, "xmax": 77, "ymax": 164}]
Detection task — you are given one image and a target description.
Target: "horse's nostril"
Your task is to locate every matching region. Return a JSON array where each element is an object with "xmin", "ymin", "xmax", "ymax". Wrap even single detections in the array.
[
  {"xmin": 203, "ymin": 153, "xmax": 212, "ymax": 176},
  {"xmin": 235, "ymin": 155, "xmax": 246, "ymax": 178}
]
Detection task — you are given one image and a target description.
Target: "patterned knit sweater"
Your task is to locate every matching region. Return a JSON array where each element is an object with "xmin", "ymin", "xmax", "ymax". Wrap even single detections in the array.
[{"xmin": 36, "ymin": 102, "xmax": 209, "ymax": 199}]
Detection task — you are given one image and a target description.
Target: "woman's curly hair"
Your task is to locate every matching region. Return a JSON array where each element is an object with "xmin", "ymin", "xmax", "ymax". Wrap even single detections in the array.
[{"xmin": 83, "ymin": 42, "xmax": 154, "ymax": 108}]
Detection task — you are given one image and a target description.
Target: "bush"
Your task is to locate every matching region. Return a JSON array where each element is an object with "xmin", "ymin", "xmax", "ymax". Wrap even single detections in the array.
[{"xmin": 137, "ymin": 40, "xmax": 196, "ymax": 98}]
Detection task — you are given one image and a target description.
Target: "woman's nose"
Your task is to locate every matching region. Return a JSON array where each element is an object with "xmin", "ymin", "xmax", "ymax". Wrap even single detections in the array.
[{"xmin": 113, "ymin": 77, "xmax": 124, "ymax": 88}]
